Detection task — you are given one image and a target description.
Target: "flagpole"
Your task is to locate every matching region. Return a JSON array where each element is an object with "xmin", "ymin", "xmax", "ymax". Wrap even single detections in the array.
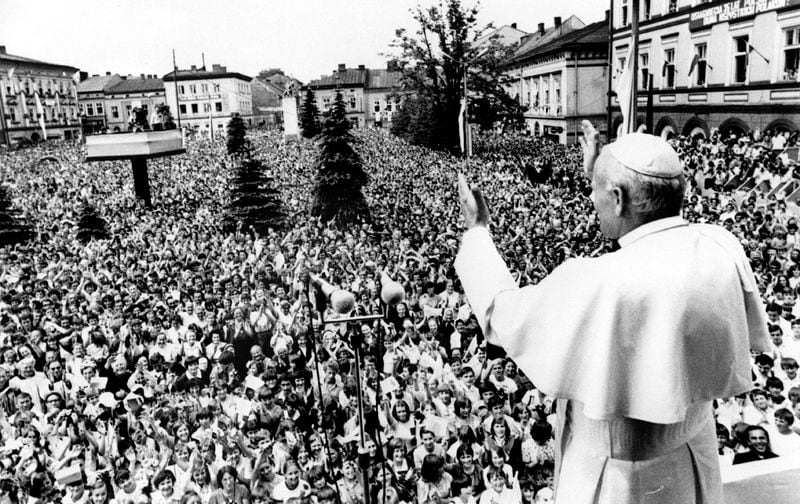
[
  {"xmin": 606, "ymin": 0, "xmax": 614, "ymax": 141},
  {"xmin": 172, "ymin": 49, "xmax": 183, "ymax": 134},
  {"xmin": 627, "ymin": 0, "xmax": 640, "ymax": 134},
  {"xmin": 0, "ymin": 79, "xmax": 10, "ymax": 147}
]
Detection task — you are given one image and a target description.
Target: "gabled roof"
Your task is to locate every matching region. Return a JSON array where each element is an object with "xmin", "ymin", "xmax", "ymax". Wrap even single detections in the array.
[
  {"xmin": 77, "ymin": 74, "xmax": 124, "ymax": 93},
  {"xmin": 509, "ymin": 15, "xmax": 586, "ymax": 64},
  {"xmin": 255, "ymin": 78, "xmax": 285, "ymax": 96},
  {"xmin": 107, "ymin": 77, "xmax": 165, "ymax": 95},
  {"xmin": 475, "ymin": 25, "xmax": 529, "ymax": 48},
  {"xmin": 509, "ymin": 17, "xmax": 607, "ymax": 65},
  {"xmin": 251, "ymin": 80, "xmax": 282, "ymax": 110},
  {"xmin": 0, "ymin": 51, "xmax": 78, "ymax": 72}
]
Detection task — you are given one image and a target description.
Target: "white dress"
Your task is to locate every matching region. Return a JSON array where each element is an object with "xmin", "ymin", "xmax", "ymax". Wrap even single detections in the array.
[{"xmin": 455, "ymin": 217, "xmax": 771, "ymax": 503}]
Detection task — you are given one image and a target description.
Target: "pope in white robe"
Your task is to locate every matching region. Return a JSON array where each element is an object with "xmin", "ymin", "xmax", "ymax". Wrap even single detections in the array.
[{"xmin": 454, "ymin": 124, "xmax": 770, "ymax": 504}]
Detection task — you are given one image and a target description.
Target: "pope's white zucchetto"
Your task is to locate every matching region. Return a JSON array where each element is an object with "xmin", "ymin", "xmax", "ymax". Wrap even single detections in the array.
[{"xmin": 607, "ymin": 133, "xmax": 682, "ymax": 179}]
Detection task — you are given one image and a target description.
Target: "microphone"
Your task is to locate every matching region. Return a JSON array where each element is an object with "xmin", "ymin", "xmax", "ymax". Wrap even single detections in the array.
[
  {"xmin": 379, "ymin": 271, "xmax": 405, "ymax": 306},
  {"xmin": 310, "ymin": 274, "xmax": 356, "ymax": 315}
]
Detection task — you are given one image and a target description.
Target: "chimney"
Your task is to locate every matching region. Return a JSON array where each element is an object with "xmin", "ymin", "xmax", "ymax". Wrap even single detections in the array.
[
  {"xmin": 538, "ymin": 22, "xmax": 545, "ymax": 34},
  {"xmin": 357, "ymin": 64, "xmax": 365, "ymax": 70},
  {"xmin": 140, "ymin": 73, "xmax": 145, "ymax": 79},
  {"xmin": 105, "ymin": 71, "xmax": 111, "ymax": 76},
  {"xmin": 92, "ymin": 74, "xmax": 99, "ymax": 77},
  {"xmin": 212, "ymin": 64, "xmax": 221, "ymax": 72},
  {"xmin": 554, "ymin": 16, "xmax": 562, "ymax": 28},
  {"xmin": 220, "ymin": 66, "xmax": 227, "ymax": 72},
  {"xmin": 0, "ymin": 46, "xmax": 5, "ymax": 54},
  {"xmin": 605, "ymin": 9, "xmax": 610, "ymax": 21},
  {"xmin": 190, "ymin": 65, "xmax": 197, "ymax": 71},
  {"xmin": 511, "ymin": 22, "xmax": 517, "ymax": 29},
  {"xmin": 338, "ymin": 63, "xmax": 346, "ymax": 72}
]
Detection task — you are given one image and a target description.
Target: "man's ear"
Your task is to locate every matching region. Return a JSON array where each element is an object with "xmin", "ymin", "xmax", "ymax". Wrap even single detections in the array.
[{"xmin": 612, "ymin": 186, "xmax": 625, "ymax": 217}]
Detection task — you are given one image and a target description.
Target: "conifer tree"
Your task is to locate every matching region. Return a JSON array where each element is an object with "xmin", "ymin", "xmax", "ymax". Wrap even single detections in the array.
[
  {"xmin": 226, "ymin": 113, "xmax": 250, "ymax": 156},
  {"xmin": 310, "ymin": 90, "xmax": 371, "ymax": 226},
  {"xmin": 76, "ymin": 201, "xmax": 110, "ymax": 243},
  {"xmin": 226, "ymin": 156, "xmax": 287, "ymax": 234},
  {"xmin": 300, "ymin": 88, "xmax": 321, "ymax": 138},
  {"xmin": 0, "ymin": 185, "xmax": 33, "ymax": 246}
]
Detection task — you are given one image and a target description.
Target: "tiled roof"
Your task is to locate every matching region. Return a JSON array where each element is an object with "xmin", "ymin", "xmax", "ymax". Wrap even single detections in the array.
[
  {"xmin": 509, "ymin": 15, "xmax": 586, "ymax": 63},
  {"xmin": 366, "ymin": 69, "xmax": 403, "ymax": 89},
  {"xmin": 107, "ymin": 78, "xmax": 165, "ymax": 94},
  {"xmin": 77, "ymin": 74, "xmax": 123, "ymax": 93},
  {"xmin": 0, "ymin": 51, "xmax": 78, "ymax": 72},
  {"xmin": 308, "ymin": 68, "xmax": 367, "ymax": 88},
  {"xmin": 509, "ymin": 18, "xmax": 607, "ymax": 64}
]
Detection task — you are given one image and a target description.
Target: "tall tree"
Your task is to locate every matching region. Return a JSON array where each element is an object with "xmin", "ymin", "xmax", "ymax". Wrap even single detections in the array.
[
  {"xmin": 389, "ymin": 0, "xmax": 522, "ymax": 153},
  {"xmin": 226, "ymin": 113, "xmax": 250, "ymax": 156},
  {"xmin": 226, "ymin": 157, "xmax": 287, "ymax": 234},
  {"xmin": 310, "ymin": 91, "xmax": 371, "ymax": 226},
  {"xmin": 76, "ymin": 201, "xmax": 110, "ymax": 243},
  {"xmin": 300, "ymin": 88, "xmax": 321, "ymax": 138},
  {"xmin": 0, "ymin": 184, "xmax": 33, "ymax": 246}
]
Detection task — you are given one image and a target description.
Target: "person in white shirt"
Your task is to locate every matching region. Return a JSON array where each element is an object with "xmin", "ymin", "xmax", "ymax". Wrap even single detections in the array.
[
  {"xmin": 742, "ymin": 389, "xmax": 775, "ymax": 426},
  {"xmin": 777, "ymin": 357, "xmax": 800, "ymax": 390},
  {"xmin": 767, "ymin": 408, "xmax": 800, "ymax": 456}
]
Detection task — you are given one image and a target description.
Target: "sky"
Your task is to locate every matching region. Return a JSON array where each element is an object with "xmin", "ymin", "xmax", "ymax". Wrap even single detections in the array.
[{"xmin": 0, "ymin": 0, "xmax": 607, "ymax": 82}]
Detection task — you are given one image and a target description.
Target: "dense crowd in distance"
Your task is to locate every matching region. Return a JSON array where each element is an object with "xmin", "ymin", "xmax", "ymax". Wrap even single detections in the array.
[{"xmin": 0, "ymin": 124, "xmax": 798, "ymax": 504}]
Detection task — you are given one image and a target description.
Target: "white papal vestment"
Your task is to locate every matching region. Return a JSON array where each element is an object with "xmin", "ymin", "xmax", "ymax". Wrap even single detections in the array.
[{"xmin": 455, "ymin": 216, "xmax": 770, "ymax": 504}]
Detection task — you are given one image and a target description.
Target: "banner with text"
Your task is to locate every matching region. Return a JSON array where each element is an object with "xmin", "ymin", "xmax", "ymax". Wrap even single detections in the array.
[{"xmin": 690, "ymin": 0, "xmax": 800, "ymax": 30}]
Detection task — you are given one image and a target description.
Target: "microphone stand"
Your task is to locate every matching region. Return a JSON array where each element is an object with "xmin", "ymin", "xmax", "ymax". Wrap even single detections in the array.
[{"xmin": 306, "ymin": 275, "xmax": 344, "ymax": 504}]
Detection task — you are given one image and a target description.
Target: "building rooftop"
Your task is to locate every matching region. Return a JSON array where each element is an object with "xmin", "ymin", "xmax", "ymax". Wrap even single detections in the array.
[
  {"xmin": 77, "ymin": 74, "xmax": 124, "ymax": 93},
  {"xmin": 509, "ymin": 17, "xmax": 607, "ymax": 64},
  {"xmin": 0, "ymin": 46, "xmax": 78, "ymax": 72},
  {"xmin": 107, "ymin": 77, "xmax": 165, "ymax": 94},
  {"xmin": 475, "ymin": 24, "xmax": 529, "ymax": 48},
  {"xmin": 308, "ymin": 65, "xmax": 403, "ymax": 90},
  {"xmin": 162, "ymin": 64, "xmax": 251, "ymax": 82}
]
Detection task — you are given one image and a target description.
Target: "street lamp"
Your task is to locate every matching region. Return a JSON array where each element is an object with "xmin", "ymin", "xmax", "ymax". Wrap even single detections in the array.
[{"xmin": 442, "ymin": 48, "xmax": 489, "ymax": 157}]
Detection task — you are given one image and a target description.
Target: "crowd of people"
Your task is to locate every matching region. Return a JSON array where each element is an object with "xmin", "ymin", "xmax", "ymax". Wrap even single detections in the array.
[{"xmin": 0, "ymin": 122, "xmax": 797, "ymax": 504}]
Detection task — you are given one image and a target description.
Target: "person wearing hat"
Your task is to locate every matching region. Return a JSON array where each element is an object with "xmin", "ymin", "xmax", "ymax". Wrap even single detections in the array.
[{"xmin": 455, "ymin": 121, "xmax": 770, "ymax": 503}]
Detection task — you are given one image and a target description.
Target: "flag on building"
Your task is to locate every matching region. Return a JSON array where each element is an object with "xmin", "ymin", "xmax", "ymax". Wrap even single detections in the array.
[
  {"xmin": 55, "ymin": 93, "xmax": 63, "ymax": 119},
  {"xmin": 34, "ymin": 91, "xmax": 46, "ymax": 139},
  {"xmin": 71, "ymin": 70, "xmax": 80, "ymax": 83},
  {"xmin": 458, "ymin": 97, "xmax": 466, "ymax": 153},
  {"xmin": 747, "ymin": 42, "xmax": 770, "ymax": 64},
  {"xmin": 615, "ymin": 46, "xmax": 636, "ymax": 136},
  {"xmin": 688, "ymin": 53, "xmax": 699, "ymax": 76},
  {"xmin": 19, "ymin": 90, "xmax": 29, "ymax": 120},
  {"xmin": 6, "ymin": 67, "xmax": 16, "ymax": 95}
]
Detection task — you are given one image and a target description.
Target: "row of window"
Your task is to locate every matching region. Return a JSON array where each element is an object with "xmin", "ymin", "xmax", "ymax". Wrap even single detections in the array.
[
  {"xmin": 178, "ymin": 102, "xmax": 224, "ymax": 115},
  {"xmin": 519, "ymin": 74, "xmax": 563, "ymax": 116},
  {"xmin": 621, "ymin": 0, "xmax": 681, "ymax": 26},
  {"xmin": 2, "ymin": 78, "xmax": 72, "ymax": 96},
  {"xmin": 6, "ymin": 107, "xmax": 77, "ymax": 123},
  {"xmin": 618, "ymin": 28, "xmax": 800, "ymax": 89},
  {"xmin": 178, "ymin": 83, "xmax": 220, "ymax": 95}
]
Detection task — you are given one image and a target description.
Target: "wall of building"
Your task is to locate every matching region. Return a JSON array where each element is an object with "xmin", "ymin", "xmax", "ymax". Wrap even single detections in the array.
[
  {"xmin": 104, "ymin": 92, "xmax": 167, "ymax": 132},
  {"xmin": 164, "ymin": 77, "xmax": 253, "ymax": 132},
  {"xmin": 611, "ymin": 0, "xmax": 800, "ymax": 137},
  {"xmin": 1, "ymin": 70, "xmax": 80, "ymax": 143}
]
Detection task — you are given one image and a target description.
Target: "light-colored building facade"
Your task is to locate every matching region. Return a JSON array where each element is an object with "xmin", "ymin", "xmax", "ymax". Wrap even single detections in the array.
[
  {"xmin": 611, "ymin": 0, "xmax": 800, "ymax": 138},
  {"xmin": 0, "ymin": 46, "xmax": 80, "ymax": 145},
  {"xmin": 104, "ymin": 76, "xmax": 166, "ymax": 132},
  {"xmin": 505, "ymin": 16, "xmax": 610, "ymax": 143},
  {"xmin": 162, "ymin": 64, "xmax": 253, "ymax": 135},
  {"xmin": 77, "ymin": 73, "xmax": 123, "ymax": 134},
  {"xmin": 306, "ymin": 63, "xmax": 403, "ymax": 128}
]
